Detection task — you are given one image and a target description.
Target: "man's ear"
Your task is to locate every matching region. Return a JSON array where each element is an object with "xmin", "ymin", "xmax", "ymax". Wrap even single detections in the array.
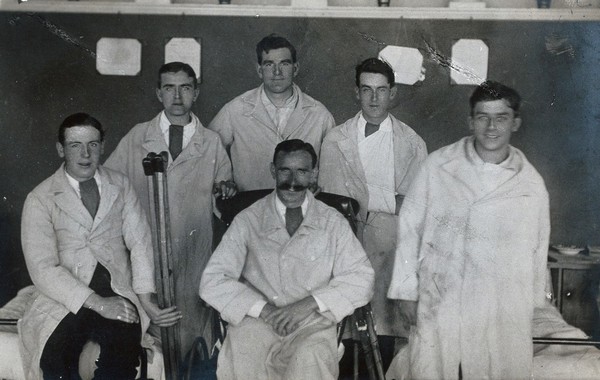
[
  {"xmin": 512, "ymin": 116, "xmax": 522, "ymax": 132},
  {"xmin": 156, "ymin": 88, "xmax": 163, "ymax": 103},
  {"xmin": 311, "ymin": 167, "xmax": 318, "ymax": 183},
  {"xmin": 390, "ymin": 85, "xmax": 398, "ymax": 100},
  {"xmin": 56, "ymin": 142, "xmax": 65, "ymax": 158},
  {"xmin": 193, "ymin": 87, "xmax": 200, "ymax": 102},
  {"xmin": 256, "ymin": 63, "xmax": 263, "ymax": 80},
  {"xmin": 293, "ymin": 62, "xmax": 299, "ymax": 78},
  {"xmin": 355, "ymin": 86, "xmax": 360, "ymax": 101},
  {"xmin": 468, "ymin": 116, "xmax": 475, "ymax": 133},
  {"xmin": 270, "ymin": 162, "xmax": 276, "ymax": 180}
]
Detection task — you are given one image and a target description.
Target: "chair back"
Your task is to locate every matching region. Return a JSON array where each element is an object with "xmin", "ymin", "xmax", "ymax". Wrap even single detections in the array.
[{"xmin": 216, "ymin": 190, "xmax": 360, "ymax": 233}]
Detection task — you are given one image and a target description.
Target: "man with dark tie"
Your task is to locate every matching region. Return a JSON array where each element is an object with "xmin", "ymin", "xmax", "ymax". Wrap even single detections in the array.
[
  {"xmin": 200, "ymin": 139, "xmax": 374, "ymax": 380},
  {"xmin": 20, "ymin": 113, "xmax": 179, "ymax": 379},
  {"xmin": 104, "ymin": 62, "xmax": 237, "ymax": 359},
  {"xmin": 318, "ymin": 58, "xmax": 427, "ymax": 372}
]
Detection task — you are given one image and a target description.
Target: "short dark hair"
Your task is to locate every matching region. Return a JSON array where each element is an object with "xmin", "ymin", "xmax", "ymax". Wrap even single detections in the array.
[
  {"xmin": 273, "ymin": 139, "xmax": 317, "ymax": 169},
  {"xmin": 157, "ymin": 62, "xmax": 198, "ymax": 89},
  {"xmin": 355, "ymin": 58, "xmax": 395, "ymax": 87},
  {"xmin": 469, "ymin": 81, "xmax": 521, "ymax": 116},
  {"xmin": 256, "ymin": 34, "xmax": 297, "ymax": 64},
  {"xmin": 58, "ymin": 113, "xmax": 105, "ymax": 145}
]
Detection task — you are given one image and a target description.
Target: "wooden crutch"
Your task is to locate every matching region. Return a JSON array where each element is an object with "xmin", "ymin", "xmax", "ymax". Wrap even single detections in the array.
[
  {"xmin": 353, "ymin": 304, "xmax": 386, "ymax": 380},
  {"xmin": 143, "ymin": 151, "xmax": 180, "ymax": 380}
]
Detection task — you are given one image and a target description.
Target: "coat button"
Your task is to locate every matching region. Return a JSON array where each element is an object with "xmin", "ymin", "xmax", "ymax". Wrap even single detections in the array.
[{"xmin": 272, "ymin": 295, "xmax": 279, "ymax": 300}]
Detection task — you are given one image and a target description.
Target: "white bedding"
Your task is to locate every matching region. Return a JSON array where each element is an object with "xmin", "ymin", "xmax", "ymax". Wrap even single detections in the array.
[
  {"xmin": 386, "ymin": 305, "xmax": 600, "ymax": 380},
  {"xmin": 0, "ymin": 286, "xmax": 165, "ymax": 380}
]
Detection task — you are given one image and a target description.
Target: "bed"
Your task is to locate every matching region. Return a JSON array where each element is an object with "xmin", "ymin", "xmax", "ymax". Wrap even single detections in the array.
[{"xmin": 0, "ymin": 286, "xmax": 165, "ymax": 380}]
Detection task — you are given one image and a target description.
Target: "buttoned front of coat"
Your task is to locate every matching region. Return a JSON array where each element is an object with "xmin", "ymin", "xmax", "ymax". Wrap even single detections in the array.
[
  {"xmin": 388, "ymin": 137, "xmax": 550, "ymax": 379},
  {"xmin": 200, "ymin": 191, "xmax": 374, "ymax": 326},
  {"xmin": 318, "ymin": 112, "xmax": 427, "ymax": 336},
  {"xmin": 104, "ymin": 113, "xmax": 232, "ymax": 355},
  {"xmin": 208, "ymin": 84, "xmax": 335, "ymax": 191}
]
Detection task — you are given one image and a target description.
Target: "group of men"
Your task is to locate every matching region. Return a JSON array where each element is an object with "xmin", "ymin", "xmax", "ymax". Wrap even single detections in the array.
[{"xmin": 20, "ymin": 33, "xmax": 551, "ymax": 380}]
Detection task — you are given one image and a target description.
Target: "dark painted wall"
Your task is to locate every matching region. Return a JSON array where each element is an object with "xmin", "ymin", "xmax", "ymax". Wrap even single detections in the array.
[{"xmin": 1, "ymin": 12, "xmax": 599, "ymax": 304}]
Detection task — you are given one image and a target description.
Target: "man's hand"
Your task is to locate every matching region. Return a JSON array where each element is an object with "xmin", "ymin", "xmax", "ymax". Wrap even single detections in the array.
[
  {"xmin": 84, "ymin": 293, "xmax": 140, "ymax": 324},
  {"xmin": 213, "ymin": 180, "xmax": 238, "ymax": 200},
  {"xmin": 398, "ymin": 300, "xmax": 418, "ymax": 330},
  {"xmin": 263, "ymin": 297, "xmax": 318, "ymax": 336},
  {"xmin": 138, "ymin": 293, "xmax": 182, "ymax": 327}
]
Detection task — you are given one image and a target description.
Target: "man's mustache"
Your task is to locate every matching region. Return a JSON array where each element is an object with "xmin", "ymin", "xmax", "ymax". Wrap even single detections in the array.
[{"xmin": 277, "ymin": 182, "xmax": 307, "ymax": 192}]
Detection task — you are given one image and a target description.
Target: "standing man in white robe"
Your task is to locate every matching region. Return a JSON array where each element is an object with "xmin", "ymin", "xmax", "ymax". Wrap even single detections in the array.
[
  {"xmin": 208, "ymin": 34, "xmax": 335, "ymax": 191},
  {"xmin": 318, "ymin": 58, "xmax": 427, "ymax": 371},
  {"xmin": 105, "ymin": 62, "xmax": 236, "ymax": 359},
  {"xmin": 200, "ymin": 139, "xmax": 374, "ymax": 379},
  {"xmin": 387, "ymin": 81, "xmax": 550, "ymax": 380}
]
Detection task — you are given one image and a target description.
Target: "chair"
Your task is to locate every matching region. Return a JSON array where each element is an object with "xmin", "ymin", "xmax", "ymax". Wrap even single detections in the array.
[{"xmin": 213, "ymin": 189, "xmax": 385, "ymax": 380}]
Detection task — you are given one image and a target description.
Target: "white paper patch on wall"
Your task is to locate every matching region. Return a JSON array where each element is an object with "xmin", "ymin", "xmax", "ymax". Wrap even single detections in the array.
[
  {"xmin": 450, "ymin": 39, "xmax": 488, "ymax": 85},
  {"xmin": 96, "ymin": 38, "xmax": 141, "ymax": 76},
  {"xmin": 378, "ymin": 46, "xmax": 425, "ymax": 85},
  {"xmin": 165, "ymin": 38, "xmax": 201, "ymax": 83}
]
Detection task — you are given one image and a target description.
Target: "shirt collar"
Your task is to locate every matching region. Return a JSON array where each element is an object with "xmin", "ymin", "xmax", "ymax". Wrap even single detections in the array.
[
  {"xmin": 357, "ymin": 113, "xmax": 392, "ymax": 141},
  {"xmin": 467, "ymin": 136, "xmax": 519, "ymax": 171},
  {"xmin": 159, "ymin": 111, "xmax": 197, "ymax": 136},
  {"xmin": 274, "ymin": 191, "xmax": 308, "ymax": 222},
  {"xmin": 64, "ymin": 168, "xmax": 102, "ymax": 198},
  {"xmin": 260, "ymin": 84, "xmax": 298, "ymax": 110}
]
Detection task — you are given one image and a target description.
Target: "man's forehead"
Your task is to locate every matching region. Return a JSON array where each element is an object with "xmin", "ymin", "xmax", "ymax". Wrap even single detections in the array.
[
  {"xmin": 261, "ymin": 47, "xmax": 293, "ymax": 61},
  {"xmin": 64, "ymin": 125, "xmax": 101, "ymax": 140},
  {"xmin": 473, "ymin": 99, "xmax": 514, "ymax": 113},
  {"xmin": 160, "ymin": 71, "xmax": 195, "ymax": 84},
  {"xmin": 359, "ymin": 72, "xmax": 390, "ymax": 88},
  {"xmin": 275, "ymin": 150, "xmax": 313, "ymax": 166}
]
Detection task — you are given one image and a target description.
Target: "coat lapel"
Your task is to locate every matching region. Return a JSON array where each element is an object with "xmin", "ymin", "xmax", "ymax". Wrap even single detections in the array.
[
  {"xmin": 169, "ymin": 120, "xmax": 206, "ymax": 170},
  {"xmin": 93, "ymin": 167, "xmax": 119, "ymax": 231},
  {"xmin": 243, "ymin": 88, "xmax": 278, "ymax": 135},
  {"xmin": 49, "ymin": 166, "xmax": 94, "ymax": 230},
  {"xmin": 337, "ymin": 115, "xmax": 368, "ymax": 186},
  {"xmin": 280, "ymin": 85, "xmax": 310, "ymax": 139},
  {"xmin": 141, "ymin": 115, "xmax": 169, "ymax": 157}
]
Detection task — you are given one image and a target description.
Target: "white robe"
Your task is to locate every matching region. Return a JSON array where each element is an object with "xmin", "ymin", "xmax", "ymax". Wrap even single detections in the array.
[
  {"xmin": 200, "ymin": 191, "xmax": 374, "ymax": 379},
  {"xmin": 388, "ymin": 136, "xmax": 550, "ymax": 379}
]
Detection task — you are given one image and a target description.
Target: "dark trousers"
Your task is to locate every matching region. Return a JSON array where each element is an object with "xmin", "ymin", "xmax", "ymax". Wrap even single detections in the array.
[{"xmin": 40, "ymin": 264, "xmax": 142, "ymax": 380}]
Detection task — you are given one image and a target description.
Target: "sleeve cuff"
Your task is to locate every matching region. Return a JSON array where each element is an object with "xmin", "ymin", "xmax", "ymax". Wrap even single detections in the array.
[
  {"xmin": 247, "ymin": 300, "xmax": 268, "ymax": 318},
  {"xmin": 313, "ymin": 295, "xmax": 328, "ymax": 313}
]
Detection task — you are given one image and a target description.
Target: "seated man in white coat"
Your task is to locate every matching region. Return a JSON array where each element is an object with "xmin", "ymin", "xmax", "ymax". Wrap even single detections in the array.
[
  {"xmin": 20, "ymin": 113, "xmax": 180, "ymax": 380},
  {"xmin": 200, "ymin": 139, "xmax": 374, "ymax": 380},
  {"xmin": 387, "ymin": 81, "xmax": 551, "ymax": 380}
]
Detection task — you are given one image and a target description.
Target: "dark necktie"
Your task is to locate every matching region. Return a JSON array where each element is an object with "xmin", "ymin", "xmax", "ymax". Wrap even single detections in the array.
[
  {"xmin": 80, "ymin": 178, "xmax": 100, "ymax": 218},
  {"xmin": 285, "ymin": 206, "xmax": 303, "ymax": 236},
  {"xmin": 365, "ymin": 122, "xmax": 380, "ymax": 138},
  {"xmin": 169, "ymin": 124, "xmax": 184, "ymax": 160}
]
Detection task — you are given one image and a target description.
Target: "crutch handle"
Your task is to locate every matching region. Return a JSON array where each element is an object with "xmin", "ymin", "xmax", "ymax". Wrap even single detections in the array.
[{"xmin": 143, "ymin": 153, "xmax": 157, "ymax": 176}]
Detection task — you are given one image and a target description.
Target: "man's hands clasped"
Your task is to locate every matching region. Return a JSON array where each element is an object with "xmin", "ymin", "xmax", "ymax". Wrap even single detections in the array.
[{"xmin": 259, "ymin": 297, "xmax": 319, "ymax": 336}]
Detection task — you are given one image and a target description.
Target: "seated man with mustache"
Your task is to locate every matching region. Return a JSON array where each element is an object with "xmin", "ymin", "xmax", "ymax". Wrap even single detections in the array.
[{"xmin": 200, "ymin": 139, "xmax": 374, "ymax": 380}]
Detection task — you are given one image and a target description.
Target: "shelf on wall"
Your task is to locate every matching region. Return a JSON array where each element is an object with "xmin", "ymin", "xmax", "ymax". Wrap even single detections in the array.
[{"xmin": 1, "ymin": 0, "xmax": 600, "ymax": 21}]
